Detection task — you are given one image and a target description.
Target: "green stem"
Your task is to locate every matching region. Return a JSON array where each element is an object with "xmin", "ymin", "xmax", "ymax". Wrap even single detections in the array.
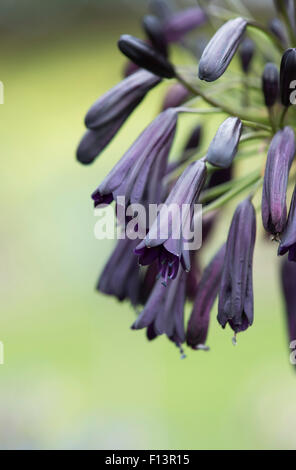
[
  {"xmin": 178, "ymin": 107, "xmax": 222, "ymax": 115},
  {"xmin": 279, "ymin": 106, "xmax": 289, "ymax": 128},
  {"xmin": 240, "ymin": 131, "xmax": 270, "ymax": 143},
  {"xmin": 268, "ymin": 107, "xmax": 277, "ymax": 133},
  {"xmin": 241, "ymin": 120, "xmax": 272, "ymax": 132}
]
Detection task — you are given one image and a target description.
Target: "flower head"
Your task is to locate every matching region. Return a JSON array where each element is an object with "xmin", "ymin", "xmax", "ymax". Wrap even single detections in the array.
[
  {"xmin": 262, "ymin": 126, "xmax": 295, "ymax": 235},
  {"xmin": 206, "ymin": 117, "xmax": 242, "ymax": 168},
  {"xmin": 218, "ymin": 198, "xmax": 256, "ymax": 334},
  {"xmin": 199, "ymin": 18, "xmax": 247, "ymax": 82}
]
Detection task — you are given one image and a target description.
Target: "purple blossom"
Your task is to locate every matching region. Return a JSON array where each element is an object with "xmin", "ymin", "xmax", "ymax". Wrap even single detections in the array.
[
  {"xmin": 187, "ymin": 243, "xmax": 226, "ymax": 349},
  {"xmin": 218, "ymin": 199, "xmax": 256, "ymax": 334},
  {"xmin": 278, "ymin": 185, "xmax": 296, "ymax": 260},
  {"xmin": 262, "ymin": 62, "xmax": 279, "ymax": 108},
  {"xmin": 163, "ymin": 7, "xmax": 207, "ymax": 43},
  {"xmin": 161, "ymin": 83, "xmax": 189, "ymax": 111},
  {"xmin": 206, "ymin": 117, "xmax": 242, "ymax": 168},
  {"xmin": 262, "ymin": 126, "xmax": 295, "ymax": 235}
]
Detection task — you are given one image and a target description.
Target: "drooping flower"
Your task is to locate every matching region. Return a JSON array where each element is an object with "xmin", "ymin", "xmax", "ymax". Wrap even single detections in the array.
[
  {"xmin": 187, "ymin": 243, "xmax": 226, "ymax": 349},
  {"xmin": 198, "ymin": 18, "xmax": 248, "ymax": 82},
  {"xmin": 118, "ymin": 35, "xmax": 175, "ymax": 78},
  {"xmin": 91, "ymin": 108, "xmax": 178, "ymax": 211},
  {"xmin": 262, "ymin": 62, "xmax": 279, "ymax": 107},
  {"xmin": 278, "ymin": 185, "xmax": 296, "ymax": 260},
  {"xmin": 218, "ymin": 198, "xmax": 256, "ymax": 334},
  {"xmin": 206, "ymin": 117, "xmax": 242, "ymax": 168},
  {"xmin": 132, "ymin": 268, "xmax": 187, "ymax": 348},
  {"xmin": 142, "ymin": 15, "xmax": 168, "ymax": 57},
  {"xmin": 163, "ymin": 7, "xmax": 207, "ymax": 43},
  {"xmin": 280, "ymin": 258, "xmax": 296, "ymax": 356},
  {"xmin": 77, "ymin": 70, "xmax": 161, "ymax": 164},
  {"xmin": 262, "ymin": 126, "xmax": 295, "ymax": 235},
  {"xmin": 239, "ymin": 38, "xmax": 255, "ymax": 74},
  {"xmin": 161, "ymin": 83, "xmax": 189, "ymax": 111},
  {"xmin": 280, "ymin": 48, "xmax": 296, "ymax": 107},
  {"xmin": 135, "ymin": 160, "xmax": 207, "ymax": 282}
]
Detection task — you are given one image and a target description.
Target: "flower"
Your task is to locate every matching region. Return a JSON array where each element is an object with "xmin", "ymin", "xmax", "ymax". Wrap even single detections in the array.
[
  {"xmin": 206, "ymin": 117, "xmax": 242, "ymax": 168},
  {"xmin": 77, "ymin": 69, "xmax": 161, "ymax": 164},
  {"xmin": 131, "ymin": 268, "xmax": 187, "ymax": 347},
  {"xmin": 239, "ymin": 38, "xmax": 255, "ymax": 74},
  {"xmin": 91, "ymin": 108, "xmax": 178, "ymax": 210},
  {"xmin": 163, "ymin": 7, "xmax": 207, "ymax": 43},
  {"xmin": 218, "ymin": 198, "xmax": 256, "ymax": 334},
  {"xmin": 187, "ymin": 244, "xmax": 226, "ymax": 350},
  {"xmin": 118, "ymin": 34, "xmax": 175, "ymax": 78},
  {"xmin": 262, "ymin": 126, "xmax": 295, "ymax": 235},
  {"xmin": 135, "ymin": 160, "xmax": 207, "ymax": 282},
  {"xmin": 280, "ymin": 48, "xmax": 296, "ymax": 107},
  {"xmin": 161, "ymin": 83, "xmax": 189, "ymax": 111},
  {"xmin": 278, "ymin": 185, "xmax": 296, "ymax": 260},
  {"xmin": 262, "ymin": 62, "xmax": 279, "ymax": 107},
  {"xmin": 142, "ymin": 15, "xmax": 168, "ymax": 57},
  {"xmin": 198, "ymin": 18, "xmax": 248, "ymax": 82},
  {"xmin": 281, "ymin": 257, "xmax": 296, "ymax": 354},
  {"xmin": 269, "ymin": 18, "xmax": 288, "ymax": 47}
]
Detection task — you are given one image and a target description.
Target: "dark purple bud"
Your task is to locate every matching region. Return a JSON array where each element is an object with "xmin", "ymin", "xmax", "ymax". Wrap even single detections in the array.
[
  {"xmin": 77, "ymin": 70, "xmax": 161, "ymax": 164},
  {"xmin": 218, "ymin": 199, "xmax": 256, "ymax": 334},
  {"xmin": 280, "ymin": 258, "xmax": 296, "ymax": 357},
  {"xmin": 280, "ymin": 48, "xmax": 296, "ymax": 107},
  {"xmin": 161, "ymin": 83, "xmax": 189, "ymax": 111},
  {"xmin": 92, "ymin": 109, "xmax": 178, "ymax": 209},
  {"xmin": 149, "ymin": 0, "xmax": 172, "ymax": 21},
  {"xmin": 132, "ymin": 268, "xmax": 187, "ymax": 348},
  {"xmin": 262, "ymin": 62, "xmax": 279, "ymax": 107},
  {"xmin": 269, "ymin": 18, "xmax": 288, "ymax": 47},
  {"xmin": 187, "ymin": 243, "xmax": 226, "ymax": 349},
  {"xmin": 118, "ymin": 34, "xmax": 175, "ymax": 78},
  {"xmin": 199, "ymin": 18, "xmax": 247, "ymax": 82},
  {"xmin": 278, "ymin": 185, "xmax": 296, "ymax": 260},
  {"xmin": 206, "ymin": 118, "xmax": 242, "ymax": 168},
  {"xmin": 239, "ymin": 38, "xmax": 255, "ymax": 74},
  {"xmin": 142, "ymin": 15, "xmax": 168, "ymax": 57},
  {"xmin": 135, "ymin": 160, "xmax": 207, "ymax": 282},
  {"xmin": 97, "ymin": 238, "xmax": 142, "ymax": 307},
  {"xmin": 163, "ymin": 7, "xmax": 207, "ymax": 43},
  {"xmin": 262, "ymin": 127, "xmax": 295, "ymax": 235}
]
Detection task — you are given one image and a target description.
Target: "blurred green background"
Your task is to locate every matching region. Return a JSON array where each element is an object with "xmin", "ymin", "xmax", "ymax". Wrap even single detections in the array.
[{"xmin": 1, "ymin": 0, "xmax": 296, "ymax": 450}]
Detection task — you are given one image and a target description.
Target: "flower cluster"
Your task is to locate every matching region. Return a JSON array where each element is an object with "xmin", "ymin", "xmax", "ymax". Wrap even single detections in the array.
[{"xmin": 77, "ymin": 1, "xmax": 296, "ymax": 363}]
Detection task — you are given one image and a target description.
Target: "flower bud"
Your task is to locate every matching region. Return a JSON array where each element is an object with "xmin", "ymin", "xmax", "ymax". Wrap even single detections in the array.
[
  {"xmin": 142, "ymin": 15, "xmax": 168, "ymax": 57},
  {"xmin": 239, "ymin": 38, "xmax": 255, "ymax": 74},
  {"xmin": 262, "ymin": 62, "xmax": 279, "ymax": 107},
  {"xmin": 163, "ymin": 7, "xmax": 206, "ymax": 43},
  {"xmin": 269, "ymin": 18, "xmax": 288, "ymax": 47},
  {"xmin": 278, "ymin": 184, "xmax": 296, "ymax": 260},
  {"xmin": 161, "ymin": 83, "xmax": 189, "ymax": 111},
  {"xmin": 206, "ymin": 117, "xmax": 242, "ymax": 168},
  {"xmin": 118, "ymin": 34, "xmax": 175, "ymax": 78},
  {"xmin": 280, "ymin": 48, "xmax": 296, "ymax": 107},
  {"xmin": 198, "ymin": 18, "xmax": 247, "ymax": 82},
  {"xmin": 262, "ymin": 127, "xmax": 296, "ymax": 235}
]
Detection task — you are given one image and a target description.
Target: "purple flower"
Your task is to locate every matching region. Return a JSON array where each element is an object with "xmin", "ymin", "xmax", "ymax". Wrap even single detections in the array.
[
  {"xmin": 163, "ymin": 7, "xmax": 207, "ymax": 43},
  {"xmin": 262, "ymin": 126, "xmax": 295, "ymax": 235},
  {"xmin": 239, "ymin": 38, "xmax": 255, "ymax": 74},
  {"xmin": 199, "ymin": 18, "xmax": 247, "ymax": 82},
  {"xmin": 91, "ymin": 109, "xmax": 178, "ymax": 210},
  {"xmin": 278, "ymin": 185, "xmax": 296, "ymax": 260},
  {"xmin": 206, "ymin": 118, "xmax": 242, "ymax": 168},
  {"xmin": 187, "ymin": 243, "xmax": 226, "ymax": 349},
  {"xmin": 118, "ymin": 35, "xmax": 175, "ymax": 78},
  {"xmin": 161, "ymin": 83, "xmax": 189, "ymax": 111},
  {"xmin": 132, "ymin": 268, "xmax": 187, "ymax": 347},
  {"xmin": 281, "ymin": 258, "xmax": 296, "ymax": 353},
  {"xmin": 262, "ymin": 62, "xmax": 279, "ymax": 108},
  {"xmin": 77, "ymin": 70, "xmax": 161, "ymax": 164},
  {"xmin": 218, "ymin": 198, "xmax": 256, "ymax": 334},
  {"xmin": 142, "ymin": 15, "xmax": 168, "ymax": 57},
  {"xmin": 135, "ymin": 160, "xmax": 207, "ymax": 282},
  {"xmin": 280, "ymin": 48, "xmax": 296, "ymax": 107}
]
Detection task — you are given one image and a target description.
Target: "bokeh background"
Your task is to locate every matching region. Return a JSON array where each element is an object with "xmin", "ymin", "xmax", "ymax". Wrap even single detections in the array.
[{"xmin": 1, "ymin": 0, "xmax": 296, "ymax": 450}]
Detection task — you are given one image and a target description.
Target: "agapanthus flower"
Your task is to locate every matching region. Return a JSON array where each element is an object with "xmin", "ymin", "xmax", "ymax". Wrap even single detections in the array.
[
  {"xmin": 262, "ymin": 126, "xmax": 295, "ymax": 235},
  {"xmin": 239, "ymin": 38, "xmax": 255, "ymax": 74},
  {"xmin": 118, "ymin": 34, "xmax": 175, "ymax": 78},
  {"xmin": 262, "ymin": 62, "xmax": 279, "ymax": 107},
  {"xmin": 163, "ymin": 7, "xmax": 207, "ymax": 43},
  {"xmin": 77, "ymin": 69, "xmax": 161, "ymax": 164},
  {"xmin": 280, "ymin": 48, "xmax": 296, "ymax": 107},
  {"xmin": 132, "ymin": 268, "xmax": 187, "ymax": 348},
  {"xmin": 91, "ymin": 108, "xmax": 178, "ymax": 211},
  {"xmin": 278, "ymin": 185, "xmax": 296, "ymax": 260},
  {"xmin": 135, "ymin": 160, "xmax": 207, "ymax": 282},
  {"xmin": 199, "ymin": 18, "xmax": 248, "ymax": 82},
  {"xmin": 218, "ymin": 198, "xmax": 256, "ymax": 334},
  {"xmin": 187, "ymin": 243, "xmax": 226, "ymax": 350},
  {"xmin": 281, "ymin": 258, "xmax": 296, "ymax": 357},
  {"xmin": 161, "ymin": 83, "xmax": 189, "ymax": 111},
  {"xmin": 142, "ymin": 15, "xmax": 168, "ymax": 57},
  {"xmin": 206, "ymin": 118, "xmax": 242, "ymax": 168}
]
